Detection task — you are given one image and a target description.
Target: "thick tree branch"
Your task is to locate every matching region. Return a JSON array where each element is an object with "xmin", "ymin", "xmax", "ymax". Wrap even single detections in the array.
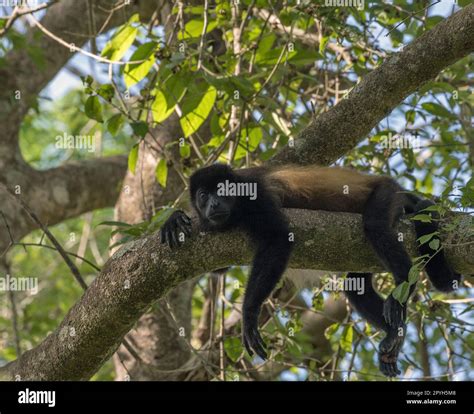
[
  {"xmin": 0, "ymin": 209, "xmax": 471, "ymax": 380},
  {"xmin": 0, "ymin": 0, "xmax": 156, "ymax": 238},
  {"xmin": 272, "ymin": 5, "xmax": 474, "ymax": 166},
  {"xmin": 0, "ymin": 155, "xmax": 127, "ymax": 245}
]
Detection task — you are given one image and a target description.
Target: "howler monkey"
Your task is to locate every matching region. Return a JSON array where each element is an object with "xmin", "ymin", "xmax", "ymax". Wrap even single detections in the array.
[{"xmin": 160, "ymin": 163, "xmax": 461, "ymax": 377}]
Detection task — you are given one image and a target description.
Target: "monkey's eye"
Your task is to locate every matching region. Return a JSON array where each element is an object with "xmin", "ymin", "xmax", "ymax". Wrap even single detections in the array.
[{"xmin": 199, "ymin": 191, "xmax": 208, "ymax": 202}]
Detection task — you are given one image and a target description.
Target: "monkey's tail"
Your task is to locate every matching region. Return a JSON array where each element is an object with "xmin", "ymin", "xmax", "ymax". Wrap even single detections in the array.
[{"xmin": 411, "ymin": 198, "xmax": 461, "ymax": 292}]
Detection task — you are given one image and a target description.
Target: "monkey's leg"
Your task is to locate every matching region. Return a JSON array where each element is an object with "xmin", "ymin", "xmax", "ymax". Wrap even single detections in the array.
[
  {"xmin": 413, "ymin": 199, "xmax": 461, "ymax": 292},
  {"xmin": 242, "ymin": 238, "xmax": 292, "ymax": 360},
  {"xmin": 345, "ymin": 273, "xmax": 388, "ymax": 330},
  {"xmin": 362, "ymin": 184, "xmax": 414, "ymax": 376},
  {"xmin": 345, "ymin": 273, "xmax": 402, "ymax": 377}
]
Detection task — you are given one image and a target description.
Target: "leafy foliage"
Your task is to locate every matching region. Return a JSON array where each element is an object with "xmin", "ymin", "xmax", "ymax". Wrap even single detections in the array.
[{"xmin": 4, "ymin": 0, "xmax": 473, "ymax": 382}]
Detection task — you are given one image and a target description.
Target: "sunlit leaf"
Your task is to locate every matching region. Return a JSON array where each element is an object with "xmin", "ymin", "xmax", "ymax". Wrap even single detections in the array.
[
  {"xmin": 124, "ymin": 42, "xmax": 157, "ymax": 88},
  {"xmin": 155, "ymin": 158, "xmax": 168, "ymax": 188},
  {"xmin": 178, "ymin": 19, "xmax": 217, "ymax": 40},
  {"xmin": 101, "ymin": 16, "xmax": 138, "ymax": 61},
  {"xmin": 128, "ymin": 144, "xmax": 139, "ymax": 174},
  {"xmin": 180, "ymin": 84, "xmax": 216, "ymax": 137}
]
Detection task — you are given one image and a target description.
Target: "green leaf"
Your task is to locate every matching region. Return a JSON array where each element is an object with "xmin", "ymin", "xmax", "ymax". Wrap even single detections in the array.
[
  {"xmin": 151, "ymin": 74, "xmax": 186, "ymax": 123},
  {"xmin": 84, "ymin": 96, "xmax": 103, "ymax": 122},
  {"xmin": 179, "ymin": 142, "xmax": 191, "ymax": 158},
  {"xmin": 256, "ymin": 33, "xmax": 276, "ymax": 55},
  {"xmin": 97, "ymin": 84, "xmax": 115, "ymax": 101},
  {"xmin": 319, "ymin": 36, "xmax": 329, "ymax": 53},
  {"xmin": 151, "ymin": 89, "xmax": 175, "ymax": 123},
  {"xmin": 324, "ymin": 323, "xmax": 339, "ymax": 340},
  {"xmin": 312, "ymin": 292, "xmax": 324, "ymax": 311},
  {"xmin": 128, "ymin": 144, "xmax": 139, "ymax": 174},
  {"xmin": 235, "ymin": 127, "xmax": 263, "ymax": 160},
  {"xmin": 131, "ymin": 121, "xmax": 149, "ymax": 138},
  {"xmin": 421, "ymin": 102, "xmax": 455, "ymax": 119},
  {"xmin": 178, "ymin": 19, "xmax": 217, "ymax": 40},
  {"xmin": 392, "ymin": 282, "xmax": 410, "ymax": 305},
  {"xmin": 107, "ymin": 114, "xmax": 124, "ymax": 135},
  {"xmin": 429, "ymin": 238, "xmax": 440, "ymax": 251},
  {"xmin": 340, "ymin": 325, "xmax": 353, "ymax": 353},
  {"xmin": 408, "ymin": 266, "xmax": 419, "ymax": 285},
  {"xmin": 289, "ymin": 49, "xmax": 320, "ymax": 66},
  {"xmin": 224, "ymin": 337, "xmax": 242, "ymax": 363},
  {"xmin": 155, "ymin": 158, "xmax": 168, "ymax": 188},
  {"xmin": 255, "ymin": 48, "xmax": 294, "ymax": 66},
  {"xmin": 124, "ymin": 42, "xmax": 157, "ymax": 88},
  {"xmin": 180, "ymin": 84, "xmax": 216, "ymax": 137},
  {"xmin": 101, "ymin": 24, "xmax": 138, "ymax": 61},
  {"xmin": 97, "ymin": 221, "xmax": 132, "ymax": 228},
  {"xmin": 412, "ymin": 214, "xmax": 432, "ymax": 223},
  {"xmin": 417, "ymin": 232, "xmax": 435, "ymax": 246},
  {"xmin": 81, "ymin": 75, "xmax": 93, "ymax": 86},
  {"xmin": 405, "ymin": 109, "xmax": 416, "ymax": 124}
]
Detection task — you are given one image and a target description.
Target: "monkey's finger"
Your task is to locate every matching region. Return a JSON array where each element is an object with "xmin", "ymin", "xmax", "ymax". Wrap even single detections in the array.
[
  {"xmin": 251, "ymin": 330, "xmax": 267, "ymax": 360},
  {"xmin": 181, "ymin": 214, "xmax": 192, "ymax": 224},
  {"xmin": 254, "ymin": 329, "xmax": 267, "ymax": 354},
  {"xmin": 243, "ymin": 334, "xmax": 253, "ymax": 357},
  {"xmin": 162, "ymin": 230, "xmax": 170, "ymax": 248},
  {"xmin": 253, "ymin": 342, "xmax": 267, "ymax": 360},
  {"xmin": 386, "ymin": 362, "xmax": 399, "ymax": 377},
  {"xmin": 177, "ymin": 221, "xmax": 192, "ymax": 238},
  {"xmin": 170, "ymin": 230, "xmax": 179, "ymax": 249},
  {"xmin": 178, "ymin": 216, "xmax": 192, "ymax": 232}
]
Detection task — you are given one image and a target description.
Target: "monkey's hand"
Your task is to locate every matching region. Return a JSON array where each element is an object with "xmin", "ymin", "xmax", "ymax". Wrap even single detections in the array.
[
  {"xmin": 242, "ymin": 308, "xmax": 267, "ymax": 360},
  {"xmin": 379, "ymin": 323, "xmax": 406, "ymax": 377},
  {"xmin": 160, "ymin": 210, "xmax": 192, "ymax": 249}
]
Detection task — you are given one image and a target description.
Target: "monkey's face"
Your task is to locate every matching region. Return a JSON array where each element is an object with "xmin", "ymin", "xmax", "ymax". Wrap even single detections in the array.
[
  {"xmin": 190, "ymin": 163, "xmax": 239, "ymax": 230},
  {"xmin": 195, "ymin": 188, "xmax": 236, "ymax": 230}
]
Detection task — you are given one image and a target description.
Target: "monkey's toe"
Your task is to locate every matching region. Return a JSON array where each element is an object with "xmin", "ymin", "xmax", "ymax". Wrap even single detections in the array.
[
  {"xmin": 379, "ymin": 359, "xmax": 401, "ymax": 377},
  {"xmin": 243, "ymin": 327, "xmax": 267, "ymax": 360}
]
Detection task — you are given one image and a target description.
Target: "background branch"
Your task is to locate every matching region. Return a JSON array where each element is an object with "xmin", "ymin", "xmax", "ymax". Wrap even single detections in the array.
[{"xmin": 272, "ymin": 4, "xmax": 474, "ymax": 166}]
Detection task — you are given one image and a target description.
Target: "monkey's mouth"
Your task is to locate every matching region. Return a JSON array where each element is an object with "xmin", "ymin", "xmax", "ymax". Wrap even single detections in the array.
[{"xmin": 208, "ymin": 212, "xmax": 230, "ymax": 222}]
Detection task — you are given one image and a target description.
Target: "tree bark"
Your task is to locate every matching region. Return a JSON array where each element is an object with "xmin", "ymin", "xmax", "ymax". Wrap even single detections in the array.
[{"xmin": 0, "ymin": 209, "xmax": 471, "ymax": 380}]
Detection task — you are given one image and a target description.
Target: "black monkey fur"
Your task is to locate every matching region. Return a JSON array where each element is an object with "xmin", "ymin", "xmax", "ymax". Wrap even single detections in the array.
[{"xmin": 160, "ymin": 163, "xmax": 461, "ymax": 377}]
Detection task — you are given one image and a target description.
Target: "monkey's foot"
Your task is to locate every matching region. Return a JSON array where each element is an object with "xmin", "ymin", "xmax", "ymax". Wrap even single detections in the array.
[
  {"xmin": 378, "ymin": 328, "xmax": 405, "ymax": 377},
  {"xmin": 242, "ymin": 312, "xmax": 268, "ymax": 360},
  {"xmin": 383, "ymin": 294, "xmax": 407, "ymax": 328}
]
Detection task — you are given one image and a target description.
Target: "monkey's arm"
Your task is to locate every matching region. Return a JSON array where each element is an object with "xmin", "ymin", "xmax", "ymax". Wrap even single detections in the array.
[{"xmin": 242, "ymin": 235, "xmax": 292, "ymax": 359}]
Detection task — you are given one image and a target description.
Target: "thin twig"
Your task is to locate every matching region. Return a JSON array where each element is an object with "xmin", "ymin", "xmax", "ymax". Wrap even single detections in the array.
[
  {"xmin": 1, "ymin": 184, "xmax": 88, "ymax": 290},
  {"xmin": 219, "ymin": 273, "xmax": 226, "ymax": 381},
  {"xmin": 26, "ymin": 14, "xmax": 146, "ymax": 66}
]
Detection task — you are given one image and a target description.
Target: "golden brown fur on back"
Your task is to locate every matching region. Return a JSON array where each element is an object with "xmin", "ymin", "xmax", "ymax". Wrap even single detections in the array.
[{"xmin": 265, "ymin": 165, "xmax": 389, "ymax": 213}]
